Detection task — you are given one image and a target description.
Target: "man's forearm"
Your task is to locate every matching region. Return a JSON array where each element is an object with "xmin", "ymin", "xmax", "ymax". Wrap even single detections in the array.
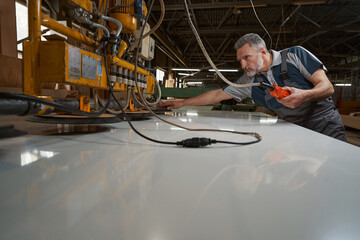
[
  {"xmin": 303, "ymin": 68, "xmax": 334, "ymax": 102},
  {"xmin": 183, "ymin": 89, "xmax": 232, "ymax": 106},
  {"xmin": 303, "ymin": 83, "xmax": 334, "ymax": 102}
]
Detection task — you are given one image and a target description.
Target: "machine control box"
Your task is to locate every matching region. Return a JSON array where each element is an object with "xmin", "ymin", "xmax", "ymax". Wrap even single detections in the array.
[
  {"xmin": 38, "ymin": 41, "xmax": 106, "ymax": 88},
  {"xmin": 37, "ymin": 41, "xmax": 155, "ymax": 93}
]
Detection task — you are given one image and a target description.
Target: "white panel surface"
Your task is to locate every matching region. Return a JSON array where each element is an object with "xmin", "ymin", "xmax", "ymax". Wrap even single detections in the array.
[{"xmin": 0, "ymin": 110, "xmax": 359, "ymax": 240}]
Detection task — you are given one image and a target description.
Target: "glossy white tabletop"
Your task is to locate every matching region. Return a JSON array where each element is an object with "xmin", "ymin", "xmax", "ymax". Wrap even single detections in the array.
[{"xmin": 0, "ymin": 110, "xmax": 359, "ymax": 240}]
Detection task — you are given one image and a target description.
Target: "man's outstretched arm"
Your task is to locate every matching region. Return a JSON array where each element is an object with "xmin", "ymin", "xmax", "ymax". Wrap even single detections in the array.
[{"xmin": 161, "ymin": 89, "xmax": 233, "ymax": 110}]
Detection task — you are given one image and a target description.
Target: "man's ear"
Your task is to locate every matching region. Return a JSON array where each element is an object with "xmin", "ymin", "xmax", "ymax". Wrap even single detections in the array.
[{"xmin": 259, "ymin": 47, "xmax": 267, "ymax": 55}]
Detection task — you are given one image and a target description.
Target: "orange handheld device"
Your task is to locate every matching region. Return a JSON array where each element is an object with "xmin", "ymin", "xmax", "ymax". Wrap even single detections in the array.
[
  {"xmin": 260, "ymin": 82, "xmax": 290, "ymax": 99},
  {"xmin": 269, "ymin": 84, "xmax": 290, "ymax": 99}
]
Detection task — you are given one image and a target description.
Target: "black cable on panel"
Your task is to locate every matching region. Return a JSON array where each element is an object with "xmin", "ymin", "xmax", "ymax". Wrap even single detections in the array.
[
  {"xmin": 0, "ymin": 92, "xmax": 112, "ymax": 117},
  {"xmin": 98, "ymin": 0, "xmax": 262, "ymax": 147},
  {"xmin": 102, "ymin": 40, "xmax": 178, "ymax": 146},
  {"xmin": 130, "ymin": 0, "xmax": 262, "ymax": 146}
]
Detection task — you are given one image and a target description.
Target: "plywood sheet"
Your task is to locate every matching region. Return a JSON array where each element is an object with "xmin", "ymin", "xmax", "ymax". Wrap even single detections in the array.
[{"xmin": 0, "ymin": 54, "xmax": 22, "ymax": 88}]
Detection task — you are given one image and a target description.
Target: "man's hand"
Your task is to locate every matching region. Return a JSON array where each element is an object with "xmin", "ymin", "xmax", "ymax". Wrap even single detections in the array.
[
  {"xmin": 276, "ymin": 86, "xmax": 307, "ymax": 109},
  {"xmin": 277, "ymin": 68, "xmax": 334, "ymax": 109},
  {"xmin": 158, "ymin": 89, "xmax": 233, "ymax": 110},
  {"xmin": 160, "ymin": 100, "xmax": 185, "ymax": 110}
]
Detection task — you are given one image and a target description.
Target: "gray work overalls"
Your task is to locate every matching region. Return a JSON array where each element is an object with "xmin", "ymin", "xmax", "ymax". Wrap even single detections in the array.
[{"xmin": 259, "ymin": 49, "xmax": 347, "ymax": 141}]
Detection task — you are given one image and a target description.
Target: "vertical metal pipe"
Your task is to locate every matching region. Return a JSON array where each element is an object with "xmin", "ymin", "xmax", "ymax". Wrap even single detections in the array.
[
  {"xmin": 24, "ymin": 0, "xmax": 42, "ymax": 96},
  {"xmin": 28, "ymin": 0, "xmax": 41, "ymax": 43}
]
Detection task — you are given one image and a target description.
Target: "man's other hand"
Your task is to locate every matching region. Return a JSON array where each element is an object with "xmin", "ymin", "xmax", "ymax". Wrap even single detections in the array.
[
  {"xmin": 276, "ymin": 87, "xmax": 306, "ymax": 109},
  {"xmin": 159, "ymin": 100, "xmax": 185, "ymax": 110}
]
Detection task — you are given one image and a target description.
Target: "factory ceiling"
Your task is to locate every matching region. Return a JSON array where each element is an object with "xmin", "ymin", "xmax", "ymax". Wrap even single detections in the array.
[{"xmin": 150, "ymin": 0, "xmax": 360, "ymax": 83}]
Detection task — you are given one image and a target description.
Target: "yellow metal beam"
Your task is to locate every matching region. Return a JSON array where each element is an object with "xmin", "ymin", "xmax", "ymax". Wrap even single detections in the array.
[{"xmin": 41, "ymin": 14, "xmax": 96, "ymax": 46}]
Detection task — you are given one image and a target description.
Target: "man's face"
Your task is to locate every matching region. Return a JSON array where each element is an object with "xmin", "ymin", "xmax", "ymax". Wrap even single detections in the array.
[{"xmin": 236, "ymin": 43, "xmax": 265, "ymax": 77}]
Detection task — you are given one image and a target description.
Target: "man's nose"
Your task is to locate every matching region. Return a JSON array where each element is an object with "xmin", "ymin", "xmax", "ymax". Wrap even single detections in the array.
[{"xmin": 241, "ymin": 60, "xmax": 247, "ymax": 69}]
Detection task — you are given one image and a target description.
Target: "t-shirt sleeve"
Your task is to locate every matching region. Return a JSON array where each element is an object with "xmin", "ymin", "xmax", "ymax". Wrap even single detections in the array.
[
  {"xmin": 288, "ymin": 46, "xmax": 327, "ymax": 80},
  {"xmin": 222, "ymin": 74, "xmax": 252, "ymax": 102}
]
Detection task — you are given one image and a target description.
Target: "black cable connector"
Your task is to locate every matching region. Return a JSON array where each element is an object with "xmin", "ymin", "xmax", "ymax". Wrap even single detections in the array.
[{"xmin": 176, "ymin": 137, "xmax": 216, "ymax": 148}]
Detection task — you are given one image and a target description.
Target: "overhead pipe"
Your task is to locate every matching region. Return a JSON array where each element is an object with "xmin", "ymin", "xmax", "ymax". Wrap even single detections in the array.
[{"xmin": 41, "ymin": 14, "xmax": 96, "ymax": 46}]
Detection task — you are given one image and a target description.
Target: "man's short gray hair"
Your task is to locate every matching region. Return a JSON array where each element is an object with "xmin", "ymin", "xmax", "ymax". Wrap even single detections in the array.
[{"xmin": 234, "ymin": 33, "xmax": 267, "ymax": 51}]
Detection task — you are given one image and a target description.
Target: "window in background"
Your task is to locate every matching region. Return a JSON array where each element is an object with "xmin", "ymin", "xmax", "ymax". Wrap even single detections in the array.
[{"xmin": 156, "ymin": 69, "xmax": 164, "ymax": 84}]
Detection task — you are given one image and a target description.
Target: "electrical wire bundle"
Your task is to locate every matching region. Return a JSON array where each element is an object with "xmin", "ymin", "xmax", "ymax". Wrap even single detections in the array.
[
  {"xmin": 0, "ymin": 0, "xmax": 263, "ymax": 148},
  {"xmin": 108, "ymin": 0, "xmax": 262, "ymax": 147}
]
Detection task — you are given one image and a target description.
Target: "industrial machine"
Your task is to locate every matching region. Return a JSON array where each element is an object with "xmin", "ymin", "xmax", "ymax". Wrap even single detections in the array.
[
  {"xmin": 6, "ymin": 0, "xmax": 158, "ymax": 117},
  {"xmin": 0, "ymin": 0, "xmax": 262, "ymax": 147}
]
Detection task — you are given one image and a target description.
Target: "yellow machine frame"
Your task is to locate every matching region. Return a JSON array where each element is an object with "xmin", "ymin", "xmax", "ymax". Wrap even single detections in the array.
[
  {"xmin": 108, "ymin": 0, "xmax": 147, "ymax": 33},
  {"xmin": 24, "ymin": 0, "xmax": 155, "ymax": 107},
  {"xmin": 71, "ymin": 0, "xmax": 93, "ymax": 13}
]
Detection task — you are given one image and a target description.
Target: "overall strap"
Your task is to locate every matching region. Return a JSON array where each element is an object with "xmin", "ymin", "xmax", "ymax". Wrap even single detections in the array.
[{"xmin": 280, "ymin": 49, "xmax": 289, "ymax": 81}]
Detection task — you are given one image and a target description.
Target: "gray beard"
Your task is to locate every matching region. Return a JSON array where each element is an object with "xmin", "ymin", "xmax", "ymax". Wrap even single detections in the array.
[{"xmin": 246, "ymin": 55, "xmax": 264, "ymax": 77}]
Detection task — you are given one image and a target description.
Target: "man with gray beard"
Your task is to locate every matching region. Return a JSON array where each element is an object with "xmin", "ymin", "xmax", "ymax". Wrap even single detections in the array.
[{"xmin": 161, "ymin": 33, "xmax": 346, "ymax": 141}]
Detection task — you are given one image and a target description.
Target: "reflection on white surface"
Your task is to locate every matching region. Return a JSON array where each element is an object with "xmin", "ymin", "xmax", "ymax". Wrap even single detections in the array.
[
  {"xmin": 198, "ymin": 147, "xmax": 328, "ymax": 205},
  {"xmin": 170, "ymin": 126, "xmax": 185, "ymax": 130},
  {"xmin": 67, "ymin": 181, "xmax": 104, "ymax": 226},
  {"xmin": 186, "ymin": 112, "xmax": 198, "ymax": 116},
  {"xmin": 20, "ymin": 149, "xmax": 58, "ymax": 166},
  {"xmin": 219, "ymin": 127, "xmax": 235, "ymax": 131},
  {"xmin": 259, "ymin": 117, "xmax": 278, "ymax": 124},
  {"xmin": 231, "ymin": 141, "xmax": 328, "ymax": 194},
  {"xmin": 323, "ymin": 226, "xmax": 360, "ymax": 240},
  {"xmin": 178, "ymin": 118, "xmax": 192, "ymax": 123},
  {"xmin": 1, "ymin": 111, "xmax": 360, "ymax": 240}
]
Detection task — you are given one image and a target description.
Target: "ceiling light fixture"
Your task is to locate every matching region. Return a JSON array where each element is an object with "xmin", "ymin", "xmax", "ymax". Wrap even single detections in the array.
[
  {"xmin": 178, "ymin": 73, "xmax": 193, "ymax": 76},
  {"xmin": 186, "ymin": 82, "xmax": 203, "ymax": 85},
  {"xmin": 335, "ymin": 83, "xmax": 351, "ymax": 87},
  {"xmin": 172, "ymin": 68, "xmax": 200, "ymax": 71},
  {"xmin": 209, "ymin": 69, "xmax": 239, "ymax": 72}
]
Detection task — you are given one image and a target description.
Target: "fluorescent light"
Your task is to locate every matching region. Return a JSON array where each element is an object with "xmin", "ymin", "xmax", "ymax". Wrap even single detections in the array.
[
  {"xmin": 335, "ymin": 83, "xmax": 352, "ymax": 87},
  {"xmin": 209, "ymin": 69, "xmax": 239, "ymax": 72},
  {"xmin": 186, "ymin": 82, "xmax": 202, "ymax": 85},
  {"xmin": 178, "ymin": 73, "xmax": 193, "ymax": 76},
  {"xmin": 172, "ymin": 68, "xmax": 200, "ymax": 71}
]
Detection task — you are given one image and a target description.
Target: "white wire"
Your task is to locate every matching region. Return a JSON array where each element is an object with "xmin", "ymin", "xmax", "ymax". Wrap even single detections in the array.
[
  {"xmin": 143, "ymin": 0, "xmax": 165, "ymax": 39},
  {"xmin": 142, "ymin": 73, "xmax": 162, "ymax": 106},
  {"xmin": 127, "ymin": 0, "xmax": 262, "ymax": 141},
  {"xmin": 183, "ymin": 0, "xmax": 260, "ymax": 88},
  {"xmin": 249, "ymin": 0, "xmax": 273, "ymax": 50}
]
